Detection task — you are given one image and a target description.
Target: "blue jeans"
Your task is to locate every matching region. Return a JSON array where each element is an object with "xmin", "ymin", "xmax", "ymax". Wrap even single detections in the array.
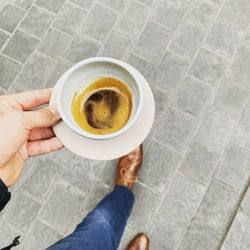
[{"xmin": 47, "ymin": 186, "xmax": 134, "ymax": 250}]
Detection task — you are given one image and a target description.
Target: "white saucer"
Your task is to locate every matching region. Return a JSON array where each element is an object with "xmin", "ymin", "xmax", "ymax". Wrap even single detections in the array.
[{"xmin": 50, "ymin": 65, "xmax": 155, "ymax": 161}]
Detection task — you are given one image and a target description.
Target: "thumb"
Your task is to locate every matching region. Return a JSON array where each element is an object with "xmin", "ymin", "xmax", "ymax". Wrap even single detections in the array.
[{"xmin": 23, "ymin": 106, "xmax": 61, "ymax": 129}]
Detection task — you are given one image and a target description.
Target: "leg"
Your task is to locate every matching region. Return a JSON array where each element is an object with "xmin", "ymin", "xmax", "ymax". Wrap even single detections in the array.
[
  {"xmin": 47, "ymin": 145, "xmax": 142, "ymax": 250},
  {"xmin": 47, "ymin": 185, "xmax": 134, "ymax": 250}
]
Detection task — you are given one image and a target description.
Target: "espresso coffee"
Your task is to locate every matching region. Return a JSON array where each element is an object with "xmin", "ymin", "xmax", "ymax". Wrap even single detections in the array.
[{"xmin": 72, "ymin": 77, "xmax": 132, "ymax": 135}]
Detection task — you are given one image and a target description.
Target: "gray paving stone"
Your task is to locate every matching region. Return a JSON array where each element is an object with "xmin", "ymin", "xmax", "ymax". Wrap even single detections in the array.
[
  {"xmin": 11, "ymin": 52, "xmax": 56, "ymax": 91},
  {"xmin": 196, "ymin": 179, "xmax": 239, "ymax": 230},
  {"xmin": 170, "ymin": 22, "xmax": 206, "ymax": 61},
  {"xmin": 0, "ymin": 1, "xmax": 4, "ymax": 10},
  {"xmin": 127, "ymin": 54, "xmax": 155, "ymax": 80},
  {"xmin": 52, "ymin": 2, "xmax": 86, "ymax": 36},
  {"xmin": 8, "ymin": 158, "xmax": 33, "ymax": 195},
  {"xmin": 137, "ymin": 0, "xmax": 155, "ymax": 4},
  {"xmin": 160, "ymin": 174, "xmax": 205, "ymax": 225},
  {"xmin": 189, "ymin": 49, "xmax": 228, "ymax": 85},
  {"xmin": 64, "ymin": 34, "xmax": 101, "ymax": 63},
  {"xmin": 38, "ymin": 28, "xmax": 71, "ymax": 59},
  {"xmin": 125, "ymin": 0, "xmax": 150, "ymax": 21},
  {"xmin": 241, "ymin": 187, "xmax": 250, "ymax": 217},
  {"xmin": 221, "ymin": 211, "xmax": 250, "ymax": 250},
  {"xmin": 151, "ymin": 85, "xmax": 172, "ymax": 121},
  {"xmin": 232, "ymin": 103, "xmax": 250, "ymax": 149},
  {"xmin": 21, "ymin": 220, "xmax": 62, "ymax": 250},
  {"xmin": 117, "ymin": 15, "xmax": 144, "ymax": 38},
  {"xmin": 81, "ymin": 182, "xmax": 111, "ymax": 213},
  {"xmin": 0, "ymin": 205, "xmax": 7, "ymax": 221},
  {"xmin": 138, "ymin": 140, "xmax": 182, "ymax": 192},
  {"xmin": 0, "ymin": 222, "xmax": 19, "ymax": 247},
  {"xmin": 173, "ymin": 76, "xmax": 212, "ymax": 117},
  {"xmin": 20, "ymin": 6, "xmax": 53, "ymax": 39},
  {"xmin": 153, "ymin": 52, "xmax": 189, "ymax": 94},
  {"xmin": 134, "ymin": 22, "xmax": 172, "ymax": 63},
  {"xmin": 0, "ymin": 5, "xmax": 25, "ymax": 33},
  {"xmin": 8, "ymin": 0, "xmax": 34, "ymax": 10},
  {"xmin": 45, "ymin": 147, "xmax": 74, "ymax": 165},
  {"xmin": 0, "ymin": 30, "xmax": 9, "ymax": 50},
  {"xmin": 244, "ymin": 27, "xmax": 250, "ymax": 49},
  {"xmin": 185, "ymin": 0, "xmax": 218, "ymax": 27},
  {"xmin": 233, "ymin": 105, "xmax": 250, "ymax": 150},
  {"xmin": 228, "ymin": 47, "xmax": 250, "ymax": 90},
  {"xmin": 152, "ymin": 0, "xmax": 190, "ymax": 30},
  {"xmin": 179, "ymin": 143, "xmax": 219, "ymax": 185},
  {"xmin": 218, "ymin": 0, "xmax": 250, "ymax": 30},
  {"xmin": 118, "ymin": 229, "xmax": 135, "ymax": 250},
  {"xmin": 127, "ymin": 182, "xmax": 160, "ymax": 232},
  {"xmin": 45, "ymin": 60, "xmax": 72, "ymax": 87},
  {"xmin": 179, "ymin": 217, "xmax": 223, "ymax": 250},
  {"xmin": 5, "ymin": 192, "xmax": 41, "ymax": 232},
  {"xmin": 155, "ymin": 108, "xmax": 198, "ymax": 153},
  {"xmin": 143, "ymin": 120, "xmax": 161, "ymax": 152},
  {"xmin": 70, "ymin": 0, "xmax": 93, "ymax": 9},
  {"xmin": 214, "ymin": 80, "xmax": 249, "ymax": 116},
  {"xmin": 204, "ymin": 22, "xmax": 241, "ymax": 57},
  {"xmin": 113, "ymin": 1, "xmax": 148, "ymax": 39},
  {"xmin": 39, "ymin": 180, "xmax": 85, "ymax": 234},
  {"xmin": 62, "ymin": 155, "xmax": 104, "ymax": 192},
  {"xmin": 195, "ymin": 107, "xmax": 237, "ymax": 153},
  {"xmin": 102, "ymin": 31, "xmax": 130, "ymax": 59},
  {"xmin": 0, "ymin": 55, "xmax": 21, "ymax": 89},
  {"xmin": 22, "ymin": 156, "xmax": 64, "ymax": 200},
  {"xmin": 81, "ymin": 4, "xmax": 117, "ymax": 41},
  {"xmin": 3, "ymin": 30, "xmax": 39, "ymax": 63},
  {"xmin": 214, "ymin": 146, "xmax": 250, "ymax": 191},
  {"xmin": 36, "ymin": 0, "xmax": 65, "ymax": 13},
  {"xmin": 149, "ymin": 213, "xmax": 185, "ymax": 250},
  {"xmin": 0, "ymin": 1, "xmax": 5, "ymax": 11},
  {"xmin": 210, "ymin": 0, "xmax": 223, "ymax": 4},
  {"xmin": 98, "ymin": 159, "xmax": 117, "ymax": 188},
  {"xmin": 98, "ymin": 0, "xmax": 127, "ymax": 10}
]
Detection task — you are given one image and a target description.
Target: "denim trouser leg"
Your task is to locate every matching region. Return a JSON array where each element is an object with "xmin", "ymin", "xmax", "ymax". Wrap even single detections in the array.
[{"xmin": 47, "ymin": 185, "xmax": 134, "ymax": 250}]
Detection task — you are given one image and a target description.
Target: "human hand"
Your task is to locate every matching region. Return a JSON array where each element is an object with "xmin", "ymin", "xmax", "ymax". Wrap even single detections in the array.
[{"xmin": 0, "ymin": 88, "xmax": 63, "ymax": 187}]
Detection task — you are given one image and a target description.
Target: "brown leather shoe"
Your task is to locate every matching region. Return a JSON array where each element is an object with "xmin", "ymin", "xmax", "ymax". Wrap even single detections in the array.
[
  {"xmin": 126, "ymin": 233, "xmax": 149, "ymax": 250},
  {"xmin": 115, "ymin": 145, "xmax": 142, "ymax": 191}
]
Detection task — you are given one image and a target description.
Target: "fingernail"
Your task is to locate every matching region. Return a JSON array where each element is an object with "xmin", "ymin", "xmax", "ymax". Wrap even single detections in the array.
[{"xmin": 49, "ymin": 106, "xmax": 59, "ymax": 116}]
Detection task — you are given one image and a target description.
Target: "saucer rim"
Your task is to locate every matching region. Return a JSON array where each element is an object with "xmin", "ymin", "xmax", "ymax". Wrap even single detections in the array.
[{"xmin": 50, "ymin": 65, "xmax": 155, "ymax": 160}]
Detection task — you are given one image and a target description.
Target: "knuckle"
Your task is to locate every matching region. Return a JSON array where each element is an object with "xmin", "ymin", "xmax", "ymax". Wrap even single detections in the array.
[
  {"xmin": 43, "ymin": 108, "xmax": 55, "ymax": 120},
  {"xmin": 0, "ymin": 95, "xmax": 21, "ymax": 114}
]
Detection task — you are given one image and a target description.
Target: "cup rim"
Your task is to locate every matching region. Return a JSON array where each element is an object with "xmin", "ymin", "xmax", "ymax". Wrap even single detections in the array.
[{"xmin": 57, "ymin": 57, "xmax": 144, "ymax": 140}]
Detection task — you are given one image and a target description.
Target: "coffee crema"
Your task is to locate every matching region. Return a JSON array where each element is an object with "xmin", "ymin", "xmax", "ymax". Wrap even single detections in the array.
[{"xmin": 72, "ymin": 77, "xmax": 132, "ymax": 135}]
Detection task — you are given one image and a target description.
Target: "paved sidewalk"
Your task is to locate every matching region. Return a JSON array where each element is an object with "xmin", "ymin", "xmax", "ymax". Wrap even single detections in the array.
[{"xmin": 0, "ymin": 0, "xmax": 250, "ymax": 249}]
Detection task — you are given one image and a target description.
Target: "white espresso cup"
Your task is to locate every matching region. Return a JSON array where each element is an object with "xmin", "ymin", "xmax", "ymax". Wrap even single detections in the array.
[{"xmin": 56, "ymin": 57, "xmax": 144, "ymax": 140}]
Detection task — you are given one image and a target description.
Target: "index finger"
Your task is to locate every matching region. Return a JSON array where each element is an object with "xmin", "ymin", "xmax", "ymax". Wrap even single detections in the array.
[{"xmin": 10, "ymin": 88, "xmax": 53, "ymax": 110}]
